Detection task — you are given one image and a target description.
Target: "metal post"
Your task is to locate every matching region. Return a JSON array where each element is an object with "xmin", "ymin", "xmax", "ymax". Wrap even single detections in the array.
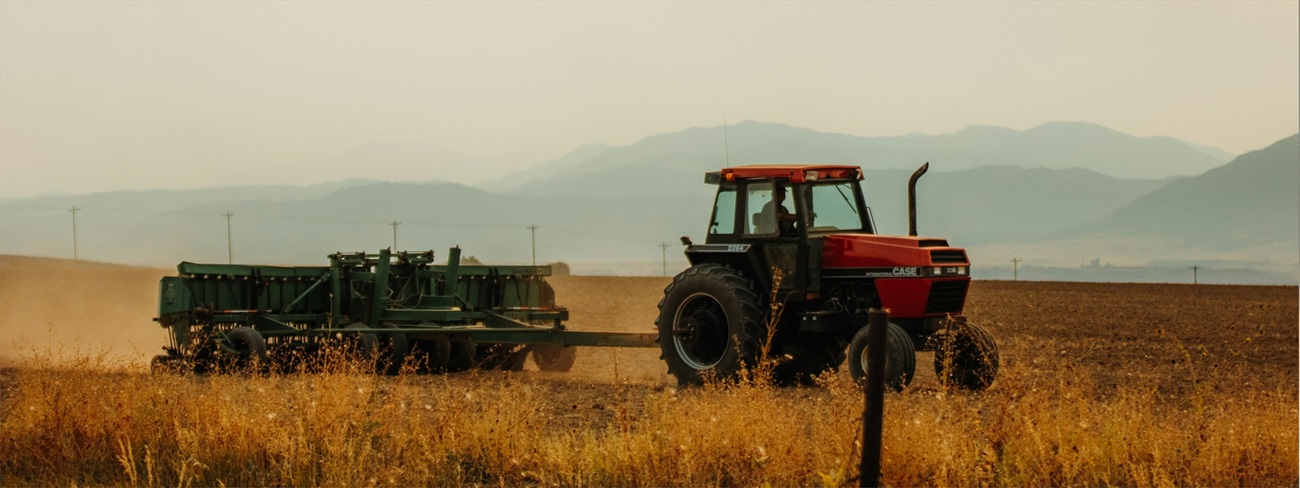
[
  {"xmin": 527, "ymin": 225, "xmax": 539, "ymax": 265},
  {"xmin": 223, "ymin": 212, "xmax": 234, "ymax": 264},
  {"xmin": 1190, "ymin": 265, "xmax": 1199, "ymax": 284},
  {"xmin": 860, "ymin": 308, "xmax": 889, "ymax": 488},
  {"xmin": 390, "ymin": 220, "xmax": 400, "ymax": 250},
  {"xmin": 659, "ymin": 242, "xmax": 670, "ymax": 277},
  {"xmin": 68, "ymin": 207, "xmax": 80, "ymax": 261},
  {"xmin": 1011, "ymin": 258, "xmax": 1021, "ymax": 281}
]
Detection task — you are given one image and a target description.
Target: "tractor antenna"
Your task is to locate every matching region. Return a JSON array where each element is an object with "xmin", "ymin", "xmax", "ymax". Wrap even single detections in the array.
[{"xmin": 723, "ymin": 114, "xmax": 731, "ymax": 168}]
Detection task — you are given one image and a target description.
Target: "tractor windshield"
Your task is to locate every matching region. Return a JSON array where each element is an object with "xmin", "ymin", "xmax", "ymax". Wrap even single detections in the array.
[{"xmin": 801, "ymin": 181, "xmax": 869, "ymax": 233}]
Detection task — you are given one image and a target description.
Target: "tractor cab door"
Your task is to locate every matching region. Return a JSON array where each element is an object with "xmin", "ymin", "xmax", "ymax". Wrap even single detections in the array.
[{"xmin": 741, "ymin": 180, "xmax": 813, "ymax": 295}]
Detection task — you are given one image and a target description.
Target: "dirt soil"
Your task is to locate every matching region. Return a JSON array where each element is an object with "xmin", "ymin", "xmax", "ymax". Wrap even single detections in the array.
[{"xmin": 1, "ymin": 256, "xmax": 1296, "ymax": 400}]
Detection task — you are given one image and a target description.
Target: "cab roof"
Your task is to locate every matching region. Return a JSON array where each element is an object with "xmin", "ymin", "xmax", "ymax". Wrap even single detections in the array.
[{"xmin": 705, "ymin": 165, "xmax": 862, "ymax": 184}]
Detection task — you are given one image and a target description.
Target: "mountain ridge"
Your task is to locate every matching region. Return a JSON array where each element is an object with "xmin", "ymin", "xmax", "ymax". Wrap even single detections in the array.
[{"xmin": 499, "ymin": 120, "xmax": 1229, "ymax": 198}]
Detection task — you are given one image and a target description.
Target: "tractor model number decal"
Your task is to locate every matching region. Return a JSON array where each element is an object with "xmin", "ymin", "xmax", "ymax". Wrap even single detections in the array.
[
  {"xmin": 892, "ymin": 267, "xmax": 920, "ymax": 277},
  {"xmin": 726, "ymin": 245, "xmax": 749, "ymax": 252}
]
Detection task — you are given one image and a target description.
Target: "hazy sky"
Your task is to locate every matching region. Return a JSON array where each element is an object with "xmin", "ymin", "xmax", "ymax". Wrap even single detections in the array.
[{"xmin": 1, "ymin": 1, "xmax": 1296, "ymax": 199}]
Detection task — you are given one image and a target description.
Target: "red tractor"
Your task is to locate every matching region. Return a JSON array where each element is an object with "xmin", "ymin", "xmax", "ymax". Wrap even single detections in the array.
[{"xmin": 657, "ymin": 163, "xmax": 999, "ymax": 389}]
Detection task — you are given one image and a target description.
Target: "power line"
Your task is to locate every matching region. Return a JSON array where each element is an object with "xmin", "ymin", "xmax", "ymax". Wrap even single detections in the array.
[
  {"xmin": 722, "ymin": 114, "xmax": 731, "ymax": 167},
  {"xmin": 659, "ymin": 242, "xmax": 671, "ymax": 277},
  {"xmin": 223, "ymin": 212, "xmax": 234, "ymax": 264},
  {"xmin": 68, "ymin": 207, "xmax": 80, "ymax": 261},
  {"xmin": 527, "ymin": 225, "xmax": 539, "ymax": 266}
]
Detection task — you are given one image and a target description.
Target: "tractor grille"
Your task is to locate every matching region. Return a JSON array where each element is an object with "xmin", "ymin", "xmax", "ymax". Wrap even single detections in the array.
[
  {"xmin": 929, "ymin": 250, "xmax": 967, "ymax": 264},
  {"xmin": 925, "ymin": 280, "xmax": 968, "ymax": 314}
]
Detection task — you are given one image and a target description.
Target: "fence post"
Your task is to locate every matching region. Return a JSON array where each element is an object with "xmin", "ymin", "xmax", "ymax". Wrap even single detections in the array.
[{"xmin": 860, "ymin": 308, "xmax": 888, "ymax": 487}]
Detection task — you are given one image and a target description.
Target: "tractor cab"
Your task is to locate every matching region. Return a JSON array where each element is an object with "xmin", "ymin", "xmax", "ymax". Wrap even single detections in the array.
[
  {"xmin": 703, "ymin": 165, "xmax": 872, "ymax": 242},
  {"xmin": 692, "ymin": 165, "xmax": 879, "ymax": 295}
]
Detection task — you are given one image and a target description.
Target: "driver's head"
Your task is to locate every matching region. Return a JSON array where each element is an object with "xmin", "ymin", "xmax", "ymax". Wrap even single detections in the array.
[{"xmin": 774, "ymin": 185, "xmax": 786, "ymax": 203}]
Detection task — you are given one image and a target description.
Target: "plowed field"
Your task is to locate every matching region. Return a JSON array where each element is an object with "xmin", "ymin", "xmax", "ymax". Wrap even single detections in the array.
[
  {"xmin": 2, "ymin": 256, "xmax": 1296, "ymax": 397},
  {"xmin": 550, "ymin": 276, "xmax": 1297, "ymax": 398}
]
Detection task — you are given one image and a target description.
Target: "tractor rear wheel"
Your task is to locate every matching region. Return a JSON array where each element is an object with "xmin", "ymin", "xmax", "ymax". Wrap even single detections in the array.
[
  {"xmin": 656, "ymin": 264, "xmax": 766, "ymax": 385},
  {"xmin": 847, "ymin": 322, "xmax": 916, "ymax": 392},
  {"xmin": 934, "ymin": 322, "xmax": 999, "ymax": 391}
]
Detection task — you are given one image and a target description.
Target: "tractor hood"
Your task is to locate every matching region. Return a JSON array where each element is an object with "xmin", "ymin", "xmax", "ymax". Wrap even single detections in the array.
[{"xmin": 821, "ymin": 233, "xmax": 969, "ymax": 270}]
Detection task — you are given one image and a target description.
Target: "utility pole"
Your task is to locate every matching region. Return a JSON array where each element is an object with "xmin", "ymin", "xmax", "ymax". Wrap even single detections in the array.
[
  {"xmin": 527, "ymin": 225, "xmax": 539, "ymax": 265},
  {"xmin": 1010, "ymin": 258, "xmax": 1021, "ymax": 281},
  {"xmin": 1190, "ymin": 265, "xmax": 1200, "ymax": 285},
  {"xmin": 658, "ymin": 242, "xmax": 671, "ymax": 277},
  {"xmin": 389, "ymin": 220, "xmax": 401, "ymax": 250},
  {"xmin": 68, "ymin": 207, "xmax": 80, "ymax": 262},
  {"xmin": 223, "ymin": 212, "xmax": 234, "ymax": 264}
]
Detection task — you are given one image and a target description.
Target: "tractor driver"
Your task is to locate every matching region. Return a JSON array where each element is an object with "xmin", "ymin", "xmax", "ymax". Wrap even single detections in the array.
[{"xmin": 757, "ymin": 185, "xmax": 799, "ymax": 236}]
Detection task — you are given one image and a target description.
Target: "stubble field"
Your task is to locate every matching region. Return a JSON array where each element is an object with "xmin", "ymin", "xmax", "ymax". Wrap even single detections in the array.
[{"xmin": 0, "ymin": 256, "xmax": 1296, "ymax": 486}]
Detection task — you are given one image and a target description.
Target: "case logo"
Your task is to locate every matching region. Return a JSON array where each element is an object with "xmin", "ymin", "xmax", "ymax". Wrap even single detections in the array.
[{"xmin": 892, "ymin": 267, "xmax": 920, "ymax": 277}]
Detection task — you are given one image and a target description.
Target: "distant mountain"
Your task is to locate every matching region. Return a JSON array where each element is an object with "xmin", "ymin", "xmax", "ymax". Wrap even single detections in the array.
[
  {"xmin": 901, "ymin": 166, "xmax": 1176, "ymax": 243},
  {"xmin": 3, "ymin": 122, "xmax": 1291, "ymax": 282},
  {"xmin": 477, "ymin": 144, "xmax": 613, "ymax": 192},
  {"xmin": 1174, "ymin": 139, "xmax": 1236, "ymax": 161},
  {"xmin": 241, "ymin": 141, "xmax": 492, "ymax": 187},
  {"xmin": 0, "ymin": 179, "xmax": 377, "ymax": 214},
  {"xmin": 498, "ymin": 121, "xmax": 1229, "ymax": 197},
  {"xmin": 1072, "ymin": 134, "xmax": 1300, "ymax": 253},
  {"xmin": 80, "ymin": 182, "xmax": 709, "ymax": 266},
  {"xmin": 0, "ymin": 179, "xmax": 379, "ymax": 262}
]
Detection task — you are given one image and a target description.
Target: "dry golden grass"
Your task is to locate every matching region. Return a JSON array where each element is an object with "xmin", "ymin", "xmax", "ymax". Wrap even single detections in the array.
[
  {"xmin": 0, "ymin": 352, "xmax": 1294, "ymax": 486},
  {"xmin": 0, "ymin": 258, "xmax": 1296, "ymax": 486}
]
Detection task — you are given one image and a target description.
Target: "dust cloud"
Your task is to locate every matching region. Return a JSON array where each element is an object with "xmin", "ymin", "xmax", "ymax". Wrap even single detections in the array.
[
  {"xmin": 0, "ymin": 256, "xmax": 170, "ymax": 367},
  {"xmin": 0, "ymin": 257, "xmax": 676, "ymax": 382},
  {"xmin": 543, "ymin": 276, "xmax": 675, "ymax": 385}
]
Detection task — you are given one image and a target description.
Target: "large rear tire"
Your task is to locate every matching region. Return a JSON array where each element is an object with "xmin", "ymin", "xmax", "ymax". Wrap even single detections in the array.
[
  {"xmin": 934, "ymin": 322, "xmax": 999, "ymax": 391},
  {"xmin": 656, "ymin": 264, "xmax": 766, "ymax": 385},
  {"xmin": 847, "ymin": 322, "xmax": 916, "ymax": 392}
]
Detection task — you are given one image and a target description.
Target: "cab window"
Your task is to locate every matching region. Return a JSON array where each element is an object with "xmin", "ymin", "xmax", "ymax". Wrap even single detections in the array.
[
  {"xmin": 709, "ymin": 186, "xmax": 737, "ymax": 235},
  {"xmin": 804, "ymin": 181, "xmax": 866, "ymax": 232},
  {"xmin": 745, "ymin": 181, "xmax": 776, "ymax": 236}
]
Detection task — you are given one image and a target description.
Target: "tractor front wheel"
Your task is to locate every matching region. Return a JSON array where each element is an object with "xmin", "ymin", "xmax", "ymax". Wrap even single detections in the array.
[{"xmin": 656, "ymin": 264, "xmax": 766, "ymax": 385}]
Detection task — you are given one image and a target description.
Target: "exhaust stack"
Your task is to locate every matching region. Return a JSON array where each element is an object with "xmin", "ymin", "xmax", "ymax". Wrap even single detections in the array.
[{"xmin": 907, "ymin": 162, "xmax": 928, "ymax": 237}]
